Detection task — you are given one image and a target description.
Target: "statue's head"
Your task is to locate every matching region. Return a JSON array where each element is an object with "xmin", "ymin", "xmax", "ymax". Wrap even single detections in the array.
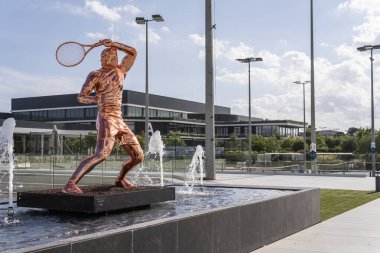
[{"xmin": 101, "ymin": 47, "xmax": 118, "ymax": 68}]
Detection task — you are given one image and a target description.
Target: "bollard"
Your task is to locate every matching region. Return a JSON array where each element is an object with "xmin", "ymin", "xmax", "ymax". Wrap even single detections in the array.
[{"xmin": 376, "ymin": 175, "xmax": 380, "ymax": 192}]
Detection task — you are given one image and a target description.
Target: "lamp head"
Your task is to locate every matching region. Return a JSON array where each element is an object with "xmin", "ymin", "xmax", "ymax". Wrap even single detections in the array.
[
  {"xmin": 152, "ymin": 14, "xmax": 164, "ymax": 22},
  {"xmin": 236, "ymin": 57, "xmax": 263, "ymax": 63},
  {"xmin": 135, "ymin": 17, "xmax": 146, "ymax": 24}
]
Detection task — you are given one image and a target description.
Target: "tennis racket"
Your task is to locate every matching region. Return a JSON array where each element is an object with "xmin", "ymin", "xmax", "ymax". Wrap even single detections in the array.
[{"xmin": 56, "ymin": 41, "xmax": 103, "ymax": 67}]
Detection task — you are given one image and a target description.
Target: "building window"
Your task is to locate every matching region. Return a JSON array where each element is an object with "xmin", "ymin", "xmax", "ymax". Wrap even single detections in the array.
[
  {"xmin": 66, "ymin": 108, "xmax": 84, "ymax": 119},
  {"xmin": 126, "ymin": 106, "xmax": 143, "ymax": 117},
  {"xmin": 48, "ymin": 110, "xmax": 65, "ymax": 120},
  {"xmin": 234, "ymin": 126, "xmax": 241, "ymax": 136},
  {"xmin": 84, "ymin": 108, "xmax": 97, "ymax": 119},
  {"xmin": 13, "ymin": 112, "xmax": 30, "ymax": 121},
  {"xmin": 216, "ymin": 127, "xmax": 228, "ymax": 137},
  {"xmin": 30, "ymin": 110, "xmax": 48, "ymax": 121}
]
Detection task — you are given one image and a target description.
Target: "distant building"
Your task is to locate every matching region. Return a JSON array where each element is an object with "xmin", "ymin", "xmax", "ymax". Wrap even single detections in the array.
[
  {"xmin": 316, "ymin": 130, "xmax": 344, "ymax": 137},
  {"xmin": 4, "ymin": 90, "xmax": 304, "ymax": 154}
]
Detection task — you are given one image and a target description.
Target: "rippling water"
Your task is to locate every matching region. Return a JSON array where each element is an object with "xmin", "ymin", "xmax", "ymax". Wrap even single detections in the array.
[{"xmin": 0, "ymin": 186, "xmax": 292, "ymax": 252}]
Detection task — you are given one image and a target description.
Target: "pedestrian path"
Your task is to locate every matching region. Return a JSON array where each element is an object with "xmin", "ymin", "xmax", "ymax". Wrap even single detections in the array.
[
  {"xmin": 213, "ymin": 172, "xmax": 375, "ymax": 191},
  {"xmin": 211, "ymin": 173, "xmax": 379, "ymax": 253},
  {"xmin": 251, "ymin": 198, "xmax": 380, "ymax": 253}
]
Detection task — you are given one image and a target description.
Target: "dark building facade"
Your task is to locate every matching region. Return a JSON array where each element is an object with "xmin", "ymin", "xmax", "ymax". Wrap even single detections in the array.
[{"xmin": 5, "ymin": 90, "xmax": 303, "ymax": 154}]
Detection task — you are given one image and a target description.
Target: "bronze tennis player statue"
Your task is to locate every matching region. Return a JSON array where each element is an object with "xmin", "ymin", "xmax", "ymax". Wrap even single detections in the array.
[{"xmin": 60, "ymin": 39, "xmax": 144, "ymax": 194}]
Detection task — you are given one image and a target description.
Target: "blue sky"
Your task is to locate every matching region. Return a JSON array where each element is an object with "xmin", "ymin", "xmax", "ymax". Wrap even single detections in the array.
[{"xmin": 0, "ymin": 0, "xmax": 380, "ymax": 131}]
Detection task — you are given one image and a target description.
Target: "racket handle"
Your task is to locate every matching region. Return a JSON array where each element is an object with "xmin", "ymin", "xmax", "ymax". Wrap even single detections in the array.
[{"xmin": 92, "ymin": 41, "xmax": 104, "ymax": 48}]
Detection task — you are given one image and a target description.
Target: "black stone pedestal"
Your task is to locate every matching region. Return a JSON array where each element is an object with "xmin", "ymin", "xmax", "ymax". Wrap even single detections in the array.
[{"xmin": 17, "ymin": 185, "xmax": 175, "ymax": 213}]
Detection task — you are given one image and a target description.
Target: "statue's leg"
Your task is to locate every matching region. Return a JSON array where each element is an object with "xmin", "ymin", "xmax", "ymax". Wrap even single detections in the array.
[
  {"xmin": 62, "ymin": 138, "xmax": 115, "ymax": 194},
  {"xmin": 115, "ymin": 143, "xmax": 144, "ymax": 188}
]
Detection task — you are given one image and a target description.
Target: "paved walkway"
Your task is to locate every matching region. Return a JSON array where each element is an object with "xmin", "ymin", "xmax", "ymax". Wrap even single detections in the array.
[
  {"xmin": 212, "ymin": 173, "xmax": 376, "ymax": 191},
  {"xmin": 212, "ymin": 173, "xmax": 379, "ymax": 253},
  {"xmin": 251, "ymin": 198, "xmax": 380, "ymax": 253}
]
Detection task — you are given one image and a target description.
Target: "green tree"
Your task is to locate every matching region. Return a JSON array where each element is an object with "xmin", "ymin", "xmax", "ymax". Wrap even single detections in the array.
[
  {"xmin": 136, "ymin": 134, "xmax": 145, "ymax": 150},
  {"xmin": 64, "ymin": 137, "xmax": 80, "ymax": 154},
  {"xmin": 251, "ymin": 135, "xmax": 266, "ymax": 152},
  {"xmin": 355, "ymin": 128, "xmax": 371, "ymax": 154},
  {"xmin": 83, "ymin": 132, "xmax": 97, "ymax": 153},
  {"xmin": 264, "ymin": 136, "xmax": 280, "ymax": 152},
  {"xmin": 281, "ymin": 137, "xmax": 295, "ymax": 151},
  {"xmin": 347, "ymin": 127, "xmax": 358, "ymax": 136},
  {"xmin": 164, "ymin": 131, "xmax": 186, "ymax": 146},
  {"xmin": 340, "ymin": 135, "xmax": 356, "ymax": 152},
  {"xmin": 325, "ymin": 136, "xmax": 341, "ymax": 152},
  {"xmin": 292, "ymin": 138, "xmax": 305, "ymax": 152}
]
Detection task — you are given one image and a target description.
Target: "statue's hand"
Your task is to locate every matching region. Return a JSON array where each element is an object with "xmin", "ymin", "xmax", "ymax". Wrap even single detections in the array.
[{"xmin": 100, "ymin": 39, "xmax": 113, "ymax": 47}]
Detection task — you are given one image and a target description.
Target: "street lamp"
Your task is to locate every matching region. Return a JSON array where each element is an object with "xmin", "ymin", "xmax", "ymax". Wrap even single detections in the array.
[
  {"xmin": 357, "ymin": 44, "xmax": 380, "ymax": 178},
  {"xmin": 135, "ymin": 14, "xmax": 164, "ymax": 150},
  {"xmin": 236, "ymin": 57, "xmax": 263, "ymax": 167},
  {"xmin": 294, "ymin": 81, "xmax": 310, "ymax": 173}
]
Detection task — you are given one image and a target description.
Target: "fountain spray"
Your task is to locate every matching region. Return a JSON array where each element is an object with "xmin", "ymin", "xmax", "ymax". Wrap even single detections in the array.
[
  {"xmin": 0, "ymin": 118, "xmax": 16, "ymax": 216},
  {"xmin": 148, "ymin": 131, "xmax": 165, "ymax": 186}
]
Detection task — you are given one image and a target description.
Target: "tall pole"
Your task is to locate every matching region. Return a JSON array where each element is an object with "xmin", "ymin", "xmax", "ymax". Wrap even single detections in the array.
[
  {"xmin": 370, "ymin": 49, "xmax": 376, "ymax": 176},
  {"xmin": 310, "ymin": 0, "xmax": 317, "ymax": 172},
  {"xmin": 145, "ymin": 21, "xmax": 149, "ymax": 150},
  {"xmin": 137, "ymin": 15, "xmax": 164, "ymax": 150},
  {"xmin": 357, "ymin": 44, "xmax": 380, "ymax": 178},
  {"xmin": 294, "ymin": 81, "xmax": 309, "ymax": 172},
  {"xmin": 248, "ymin": 61, "xmax": 252, "ymax": 166},
  {"xmin": 237, "ymin": 57, "xmax": 263, "ymax": 166},
  {"xmin": 303, "ymin": 83, "xmax": 307, "ymax": 172},
  {"xmin": 205, "ymin": 0, "xmax": 215, "ymax": 179}
]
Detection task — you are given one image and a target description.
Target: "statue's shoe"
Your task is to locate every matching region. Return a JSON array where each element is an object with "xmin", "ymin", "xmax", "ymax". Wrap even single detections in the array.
[
  {"xmin": 61, "ymin": 181, "xmax": 83, "ymax": 194},
  {"xmin": 115, "ymin": 178, "xmax": 136, "ymax": 189}
]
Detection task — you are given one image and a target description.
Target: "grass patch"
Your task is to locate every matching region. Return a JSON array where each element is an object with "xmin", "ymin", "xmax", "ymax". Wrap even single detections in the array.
[{"xmin": 320, "ymin": 189, "xmax": 380, "ymax": 221}]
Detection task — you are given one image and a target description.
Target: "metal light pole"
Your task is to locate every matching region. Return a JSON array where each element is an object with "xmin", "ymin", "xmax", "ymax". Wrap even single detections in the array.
[
  {"xmin": 236, "ymin": 57, "xmax": 263, "ymax": 166},
  {"xmin": 357, "ymin": 44, "xmax": 380, "ymax": 178},
  {"xmin": 205, "ymin": 0, "xmax": 215, "ymax": 180},
  {"xmin": 136, "ymin": 14, "xmax": 164, "ymax": 150},
  {"xmin": 294, "ymin": 81, "xmax": 310, "ymax": 173},
  {"xmin": 310, "ymin": 0, "xmax": 317, "ymax": 173}
]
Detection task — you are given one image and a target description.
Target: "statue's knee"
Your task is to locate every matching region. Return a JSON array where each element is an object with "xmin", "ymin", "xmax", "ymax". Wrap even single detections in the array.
[
  {"xmin": 134, "ymin": 153, "xmax": 144, "ymax": 164},
  {"xmin": 95, "ymin": 152, "xmax": 108, "ymax": 161}
]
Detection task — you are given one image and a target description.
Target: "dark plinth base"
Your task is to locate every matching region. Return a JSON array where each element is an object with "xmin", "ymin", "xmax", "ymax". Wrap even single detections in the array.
[{"xmin": 17, "ymin": 185, "xmax": 175, "ymax": 213}]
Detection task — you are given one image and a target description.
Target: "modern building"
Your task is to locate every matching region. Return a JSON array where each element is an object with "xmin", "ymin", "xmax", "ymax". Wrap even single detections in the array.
[{"xmin": 2, "ymin": 90, "xmax": 304, "ymax": 154}]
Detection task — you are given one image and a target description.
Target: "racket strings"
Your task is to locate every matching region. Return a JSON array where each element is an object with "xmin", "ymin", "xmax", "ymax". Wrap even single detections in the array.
[{"xmin": 56, "ymin": 43, "xmax": 85, "ymax": 67}]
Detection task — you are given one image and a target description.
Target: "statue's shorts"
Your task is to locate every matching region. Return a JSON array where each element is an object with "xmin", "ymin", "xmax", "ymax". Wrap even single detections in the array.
[{"xmin": 96, "ymin": 111, "xmax": 139, "ymax": 145}]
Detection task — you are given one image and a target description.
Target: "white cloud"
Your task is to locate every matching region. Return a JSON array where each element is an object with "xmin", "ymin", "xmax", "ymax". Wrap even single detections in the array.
[
  {"xmin": 52, "ymin": 2, "xmax": 87, "ymax": 16},
  {"xmin": 257, "ymin": 50, "xmax": 281, "ymax": 68},
  {"xmin": 320, "ymin": 42, "xmax": 331, "ymax": 47},
  {"xmin": 226, "ymin": 42, "xmax": 254, "ymax": 61},
  {"xmin": 138, "ymin": 30, "xmax": 161, "ymax": 44},
  {"xmin": 216, "ymin": 68, "xmax": 247, "ymax": 84},
  {"xmin": 0, "ymin": 66, "xmax": 81, "ymax": 112},
  {"xmin": 215, "ymin": 41, "xmax": 378, "ymax": 130},
  {"xmin": 352, "ymin": 15, "xmax": 380, "ymax": 45},
  {"xmin": 126, "ymin": 21, "xmax": 139, "ymax": 28},
  {"xmin": 338, "ymin": 0, "xmax": 380, "ymax": 45},
  {"xmin": 85, "ymin": 32, "xmax": 106, "ymax": 39},
  {"xmin": 189, "ymin": 34, "xmax": 204, "ymax": 46},
  {"xmin": 161, "ymin": 26, "xmax": 170, "ymax": 32},
  {"xmin": 338, "ymin": 0, "xmax": 380, "ymax": 15},
  {"xmin": 189, "ymin": 33, "xmax": 255, "ymax": 61},
  {"xmin": 116, "ymin": 4, "xmax": 141, "ymax": 15},
  {"xmin": 85, "ymin": 0, "xmax": 121, "ymax": 21}
]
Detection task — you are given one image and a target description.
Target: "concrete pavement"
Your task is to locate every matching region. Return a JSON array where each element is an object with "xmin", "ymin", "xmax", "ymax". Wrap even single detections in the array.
[
  {"xmin": 212, "ymin": 172, "xmax": 376, "ymax": 191},
  {"xmin": 210, "ymin": 172, "xmax": 379, "ymax": 253},
  {"xmin": 251, "ymin": 198, "xmax": 380, "ymax": 253}
]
